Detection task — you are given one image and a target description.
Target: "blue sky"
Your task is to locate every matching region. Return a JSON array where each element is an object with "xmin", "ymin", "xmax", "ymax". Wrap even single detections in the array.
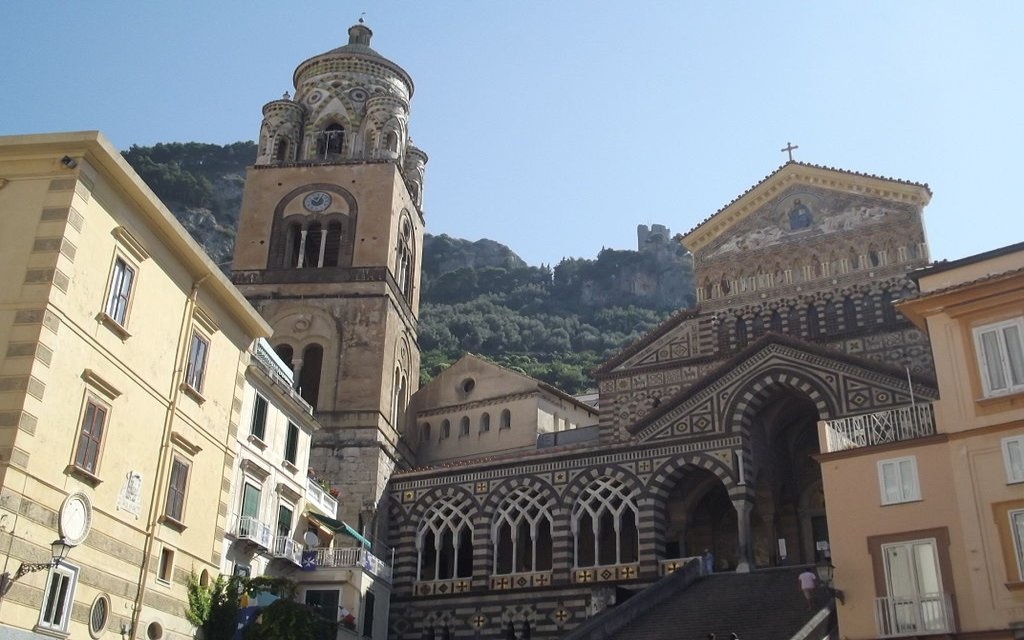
[{"xmin": 2, "ymin": 2, "xmax": 1021, "ymax": 266}]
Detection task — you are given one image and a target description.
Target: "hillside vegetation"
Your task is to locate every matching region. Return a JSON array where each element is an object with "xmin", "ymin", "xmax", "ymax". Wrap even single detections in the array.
[{"xmin": 123, "ymin": 142, "xmax": 696, "ymax": 393}]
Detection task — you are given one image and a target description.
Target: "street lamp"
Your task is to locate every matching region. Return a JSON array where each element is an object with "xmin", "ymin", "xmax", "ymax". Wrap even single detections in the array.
[
  {"xmin": 0, "ymin": 538, "xmax": 74, "ymax": 598},
  {"xmin": 815, "ymin": 559, "xmax": 845, "ymax": 604}
]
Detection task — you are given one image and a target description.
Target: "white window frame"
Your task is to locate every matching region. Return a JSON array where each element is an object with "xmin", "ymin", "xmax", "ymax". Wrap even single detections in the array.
[
  {"xmin": 1003, "ymin": 435, "xmax": 1024, "ymax": 484},
  {"xmin": 1010, "ymin": 508, "xmax": 1024, "ymax": 581},
  {"xmin": 184, "ymin": 330, "xmax": 210, "ymax": 394},
  {"xmin": 973, "ymin": 317, "xmax": 1024, "ymax": 398},
  {"xmin": 37, "ymin": 561, "xmax": 79, "ymax": 634},
  {"xmin": 104, "ymin": 254, "xmax": 136, "ymax": 327},
  {"xmin": 877, "ymin": 456, "xmax": 921, "ymax": 505}
]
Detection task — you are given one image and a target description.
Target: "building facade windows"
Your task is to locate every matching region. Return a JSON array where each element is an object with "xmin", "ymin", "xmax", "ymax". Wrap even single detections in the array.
[
  {"xmin": 440, "ymin": 419, "xmax": 450, "ymax": 440},
  {"xmin": 878, "ymin": 456, "xmax": 921, "ymax": 505},
  {"xmin": 104, "ymin": 256, "xmax": 135, "ymax": 326},
  {"xmin": 1009, "ymin": 508, "xmax": 1024, "ymax": 581},
  {"xmin": 480, "ymin": 413, "xmax": 490, "ymax": 433},
  {"xmin": 37, "ymin": 561, "xmax": 78, "ymax": 634},
  {"xmin": 1003, "ymin": 435, "xmax": 1024, "ymax": 484},
  {"xmin": 88, "ymin": 594, "xmax": 110, "ymax": 638},
  {"xmin": 284, "ymin": 422, "xmax": 299, "ymax": 466},
  {"xmin": 459, "ymin": 416, "xmax": 470, "ymax": 437},
  {"xmin": 157, "ymin": 547, "xmax": 174, "ymax": 583},
  {"xmin": 492, "ymin": 487, "xmax": 553, "ymax": 574},
  {"xmin": 164, "ymin": 457, "xmax": 190, "ymax": 523},
  {"xmin": 74, "ymin": 397, "xmax": 108, "ymax": 475},
  {"xmin": 500, "ymin": 409, "xmax": 511, "ymax": 430},
  {"xmin": 417, "ymin": 497, "xmax": 473, "ymax": 581},
  {"xmin": 974, "ymin": 318, "xmax": 1024, "ymax": 397},
  {"xmin": 277, "ymin": 504, "xmax": 294, "ymax": 538},
  {"xmin": 184, "ymin": 331, "xmax": 209, "ymax": 393},
  {"xmin": 875, "ymin": 537, "xmax": 952, "ymax": 636},
  {"xmin": 572, "ymin": 476, "xmax": 640, "ymax": 567},
  {"xmin": 250, "ymin": 394, "xmax": 268, "ymax": 441}
]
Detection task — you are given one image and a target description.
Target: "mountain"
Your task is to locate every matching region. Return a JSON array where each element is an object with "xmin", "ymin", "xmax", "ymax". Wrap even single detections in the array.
[{"xmin": 122, "ymin": 142, "xmax": 696, "ymax": 393}]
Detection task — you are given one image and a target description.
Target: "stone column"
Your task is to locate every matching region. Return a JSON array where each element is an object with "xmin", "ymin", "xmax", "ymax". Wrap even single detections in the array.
[
  {"xmin": 732, "ymin": 498, "xmax": 754, "ymax": 573},
  {"xmin": 296, "ymin": 229, "xmax": 308, "ymax": 267}
]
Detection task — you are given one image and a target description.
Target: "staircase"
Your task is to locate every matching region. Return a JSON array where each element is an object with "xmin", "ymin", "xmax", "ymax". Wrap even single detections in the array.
[{"xmin": 565, "ymin": 565, "xmax": 834, "ymax": 640}]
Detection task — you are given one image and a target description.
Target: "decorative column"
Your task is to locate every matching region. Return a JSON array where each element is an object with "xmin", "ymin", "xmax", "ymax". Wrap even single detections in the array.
[
  {"xmin": 732, "ymin": 497, "xmax": 754, "ymax": 573},
  {"xmin": 296, "ymin": 229, "xmax": 308, "ymax": 268}
]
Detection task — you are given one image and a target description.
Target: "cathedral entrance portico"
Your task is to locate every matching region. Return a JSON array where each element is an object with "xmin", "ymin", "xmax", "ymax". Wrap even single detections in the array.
[{"xmin": 659, "ymin": 465, "xmax": 737, "ymax": 571}]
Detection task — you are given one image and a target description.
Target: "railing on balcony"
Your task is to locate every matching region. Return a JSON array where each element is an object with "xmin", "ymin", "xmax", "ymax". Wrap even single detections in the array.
[
  {"xmin": 875, "ymin": 592, "xmax": 955, "ymax": 637},
  {"xmin": 251, "ymin": 339, "xmax": 314, "ymax": 415},
  {"xmin": 825, "ymin": 403, "xmax": 936, "ymax": 453},
  {"xmin": 305, "ymin": 477, "xmax": 339, "ymax": 516},
  {"xmin": 233, "ymin": 514, "xmax": 273, "ymax": 550},
  {"xmin": 315, "ymin": 546, "xmax": 392, "ymax": 582},
  {"xmin": 271, "ymin": 536, "xmax": 302, "ymax": 566}
]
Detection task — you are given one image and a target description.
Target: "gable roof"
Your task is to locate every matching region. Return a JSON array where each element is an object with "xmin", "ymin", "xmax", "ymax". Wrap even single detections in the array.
[
  {"xmin": 594, "ymin": 308, "xmax": 700, "ymax": 376},
  {"xmin": 681, "ymin": 161, "xmax": 932, "ymax": 255},
  {"xmin": 628, "ymin": 331, "xmax": 938, "ymax": 436}
]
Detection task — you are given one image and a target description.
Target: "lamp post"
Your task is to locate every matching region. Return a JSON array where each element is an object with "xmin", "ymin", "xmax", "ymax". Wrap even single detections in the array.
[
  {"xmin": 815, "ymin": 559, "xmax": 845, "ymax": 604},
  {"xmin": 0, "ymin": 538, "xmax": 74, "ymax": 599}
]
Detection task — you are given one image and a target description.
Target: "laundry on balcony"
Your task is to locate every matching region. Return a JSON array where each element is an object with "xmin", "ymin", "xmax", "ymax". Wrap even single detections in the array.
[{"xmin": 308, "ymin": 512, "xmax": 371, "ymax": 549}]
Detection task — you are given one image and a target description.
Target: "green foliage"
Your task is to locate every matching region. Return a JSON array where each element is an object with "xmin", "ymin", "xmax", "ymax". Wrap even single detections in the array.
[
  {"xmin": 204, "ymin": 575, "xmax": 243, "ymax": 640},
  {"xmin": 185, "ymin": 571, "xmax": 212, "ymax": 628},
  {"xmin": 243, "ymin": 598, "xmax": 336, "ymax": 640}
]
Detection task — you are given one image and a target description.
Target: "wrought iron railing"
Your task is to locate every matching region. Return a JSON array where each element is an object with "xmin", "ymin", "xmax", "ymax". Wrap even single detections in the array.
[
  {"xmin": 874, "ymin": 592, "xmax": 955, "ymax": 637},
  {"xmin": 825, "ymin": 403, "xmax": 935, "ymax": 453}
]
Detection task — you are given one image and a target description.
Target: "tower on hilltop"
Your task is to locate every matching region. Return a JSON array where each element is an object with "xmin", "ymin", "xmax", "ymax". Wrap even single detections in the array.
[{"xmin": 230, "ymin": 22, "xmax": 427, "ymax": 533}]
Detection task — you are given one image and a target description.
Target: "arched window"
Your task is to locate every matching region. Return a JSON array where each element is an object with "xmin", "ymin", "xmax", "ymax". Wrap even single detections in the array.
[
  {"xmin": 806, "ymin": 304, "xmax": 821, "ymax": 339},
  {"xmin": 824, "ymin": 301, "xmax": 839, "ymax": 334},
  {"xmin": 572, "ymin": 476, "xmax": 639, "ymax": 567},
  {"xmin": 395, "ymin": 219, "xmax": 414, "ymax": 299},
  {"xmin": 323, "ymin": 221, "xmax": 343, "ymax": 267},
  {"xmin": 493, "ymin": 487, "xmax": 553, "ymax": 574},
  {"xmin": 303, "ymin": 222, "xmax": 323, "ymax": 269},
  {"xmin": 318, "ymin": 123, "xmax": 344, "ymax": 158},
  {"xmin": 868, "ymin": 244, "xmax": 881, "ymax": 267},
  {"xmin": 843, "ymin": 297, "xmax": 858, "ymax": 331},
  {"xmin": 421, "ymin": 423, "xmax": 431, "ymax": 443},
  {"xmin": 480, "ymin": 413, "xmax": 490, "ymax": 433},
  {"xmin": 286, "ymin": 222, "xmax": 302, "ymax": 268},
  {"xmin": 275, "ymin": 344, "xmax": 294, "ymax": 372},
  {"xmin": 459, "ymin": 416, "xmax": 470, "ymax": 437},
  {"xmin": 385, "ymin": 130, "xmax": 399, "ymax": 153},
  {"xmin": 417, "ymin": 496, "xmax": 473, "ymax": 581},
  {"xmin": 298, "ymin": 344, "xmax": 323, "ymax": 407},
  {"xmin": 881, "ymin": 290, "xmax": 899, "ymax": 324},
  {"xmin": 735, "ymin": 317, "xmax": 748, "ymax": 348},
  {"xmin": 499, "ymin": 410, "xmax": 511, "ymax": 430},
  {"xmin": 391, "ymin": 369, "xmax": 407, "ymax": 431},
  {"xmin": 274, "ymin": 139, "xmax": 288, "ymax": 162},
  {"xmin": 440, "ymin": 420, "xmax": 451, "ymax": 440},
  {"xmin": 787, "ymin": 306, "xmax": 802, "ymax": 335},
  {"xmin": 768, "ymin": 310, "xmax": 783, "ymax": 333},
  {"xmin": 849, "ymin": 247, "xmax": 861, "ymax": 270}
]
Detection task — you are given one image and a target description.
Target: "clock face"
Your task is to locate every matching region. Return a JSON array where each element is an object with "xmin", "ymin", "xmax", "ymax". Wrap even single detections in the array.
[
  {"xmin": 60, "ymin": 492, "xmax": 92, "ymax": 546},
  {"xmin": 303, "ymin": 191, "xmax": 332, "ymax": 212}
]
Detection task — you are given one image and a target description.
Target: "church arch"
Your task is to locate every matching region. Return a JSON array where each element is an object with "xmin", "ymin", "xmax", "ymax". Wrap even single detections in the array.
[
  {"xmin": 724, "ymin": 367, "xmax": 839, "ymax": 433},
  {"xmin": 266, "ymin": 306, "xmax": 339, "ymax": 410},
  {"xmin": 491, "ymin": 486, "xmax": 555, "ymax": 575},
  {"xmin": 268, "ymin": 184, "xmax": 358, "ymax": 270},
  {"xmin": 299, "ymin": 343, "xmax": 324, "ymax": 407},
  {"xmin": 571, "ymin": 476, "xmax": 640, "ymax": 568},
  {"xmin": 395, "ymin": 212, "xmax": 416, "ymax": 300},
  {"xmin": 411, "ymin": 488, "xmax": 478, "ymax": 582}
]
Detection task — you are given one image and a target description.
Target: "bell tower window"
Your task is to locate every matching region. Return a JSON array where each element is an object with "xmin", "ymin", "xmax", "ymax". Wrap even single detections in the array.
[
  {"xmin": 323, "ymin": 222, "xmax": 343, "ymax": 267},
  {"xmin": 274, "ymin": 139, "xmax": 289, "ymax": 162},
  {"xmin": 303, "ymin": 223, "xmax": 323, "ymax": 269},
  {"xmin": 318, "ymin": 124, "xmax": 345, "ymax": 159}
]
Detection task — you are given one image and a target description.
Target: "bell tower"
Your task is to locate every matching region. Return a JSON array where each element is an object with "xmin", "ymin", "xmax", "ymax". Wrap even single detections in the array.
[{"xmin": 231, "ymin": 21, "xmax": 427, "ymax": 530}]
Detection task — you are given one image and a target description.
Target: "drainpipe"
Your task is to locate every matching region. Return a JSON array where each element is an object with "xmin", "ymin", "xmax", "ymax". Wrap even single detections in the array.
[{"xmin": 130, "ymin": 275, "xmax": 207, "ymax": 638}]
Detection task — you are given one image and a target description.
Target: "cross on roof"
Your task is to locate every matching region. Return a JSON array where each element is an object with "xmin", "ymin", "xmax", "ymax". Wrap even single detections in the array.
[{"xmin": 781, "ymin": 142, "xmax": 799, "ymax": 162}]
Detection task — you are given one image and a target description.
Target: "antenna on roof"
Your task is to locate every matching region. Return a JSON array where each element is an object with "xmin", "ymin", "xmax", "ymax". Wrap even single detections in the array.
[{"xmin": 359, "ymin": 11, "xmax": 366, "ymax": 23}]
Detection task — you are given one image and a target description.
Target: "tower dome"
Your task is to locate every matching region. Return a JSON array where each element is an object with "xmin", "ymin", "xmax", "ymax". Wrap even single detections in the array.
[{"xmin": 253, "ymin": 21, "xmax": 420, "ymax": 165}]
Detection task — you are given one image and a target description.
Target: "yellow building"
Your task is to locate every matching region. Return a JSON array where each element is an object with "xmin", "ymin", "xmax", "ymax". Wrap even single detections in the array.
[
  {"xmin": 819, "ymin": 241, "xmax": 1024, "ymax": 639},
  {"xmin": 0, "ymin": 132, "xmax": 270, "ymax": 640}
]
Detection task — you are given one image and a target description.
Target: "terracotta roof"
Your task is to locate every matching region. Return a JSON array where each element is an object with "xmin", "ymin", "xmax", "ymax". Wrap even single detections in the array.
[
  {"xmin": 594, "ymin": 308, "xmax": 701, "ymax": 375},
  {"xmin": 907, "ymin": 240, "xmax": 1024, "ymax": 282},
  {"xmin": 682, "ymin": 160, "xmax": 932, "ymax": 239}
]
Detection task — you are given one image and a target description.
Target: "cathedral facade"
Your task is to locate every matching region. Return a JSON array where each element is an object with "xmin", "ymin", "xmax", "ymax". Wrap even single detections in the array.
[{"xmin": 228, "ymin": 23, "xmax": 941, "ymax": 639}]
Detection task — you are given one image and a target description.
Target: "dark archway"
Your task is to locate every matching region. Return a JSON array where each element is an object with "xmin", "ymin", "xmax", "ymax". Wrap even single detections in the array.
[{"xmin": 661, "ymin": 466, "xmax": 736, "ymax": 572}]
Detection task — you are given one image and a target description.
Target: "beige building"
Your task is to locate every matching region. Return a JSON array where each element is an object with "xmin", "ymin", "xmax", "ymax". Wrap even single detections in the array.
[
  {"xmin": 819, "ymin": 241, "xmax": 1024, "ymax": 638},
  {"xmin": 410, "ymin": 354, "xmax": 599, "ymax": 465},
  {"xmin": 0, "ymin": 132, "xmax": 270, "ymax": 640}
]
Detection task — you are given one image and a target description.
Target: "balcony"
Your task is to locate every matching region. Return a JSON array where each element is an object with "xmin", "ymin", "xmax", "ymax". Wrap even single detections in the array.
[
  {"xmin": 315, "ymin": 546, "xmax": 392, "ymax": 582},
  {"xmin": 305, "ymin": 477, "xmax": 339, "ymax": 516},
  {"xmin": 271, "ymin": 536, "xmax": 302, "ymax": 566},
  {"xmin": 232, "ymin": 514, "xmax": 273, "ymax": 550},
  {"xmin": 825, "ymin": 403, "xmax": 936, "ymax": 453},
  {"xmin": 875, "ymin": 592, "xmax": 955, "ymax": 637}
]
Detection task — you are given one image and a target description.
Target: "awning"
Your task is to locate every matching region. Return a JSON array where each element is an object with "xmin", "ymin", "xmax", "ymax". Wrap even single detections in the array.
[{"xmin": 308, "ymin": 512, "xmax": 371, "ymax": 549}]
